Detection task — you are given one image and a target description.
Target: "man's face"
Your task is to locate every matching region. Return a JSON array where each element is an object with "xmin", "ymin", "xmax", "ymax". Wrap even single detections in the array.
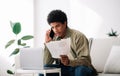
[{"xmin": 50, "ymin": 22, "xmax": 67, "ymax": 38}]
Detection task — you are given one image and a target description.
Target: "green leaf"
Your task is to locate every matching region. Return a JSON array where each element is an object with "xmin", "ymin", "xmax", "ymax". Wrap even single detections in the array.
[
  {"xmin": 21, "ymin": 35, "xmax": 34, "ymax": 40},
  {"xmin": 9, "ymin": 48, "xmax": 19, "ymax": 56},
  {"xmin": 5, "ymin": 39, "xmax": 15, "ymax": 49},
  {"xmin": 20, "ymin": 43, "xmax": 26, "ymax": 46},
  {"xmin": 18, "ymin": 39, "xmax": 27, "ymax": 46},
  {"xmin": 13, "ymin": 22, "xmax": 21, "ymax": 35},
  {"xmin": 111, "ymin": 28, "xmax": 114, "ymax": 33},
  {"xmin": 7, "ymin": 70, "xmax": 14, "ymax": 75},
  {"xmin": 12, "ymin": 64, "xmax": 15, "ymax": 67},
  {"xmin": 17, "ymin": 39, "xmax": 21, "ymax": 45}
]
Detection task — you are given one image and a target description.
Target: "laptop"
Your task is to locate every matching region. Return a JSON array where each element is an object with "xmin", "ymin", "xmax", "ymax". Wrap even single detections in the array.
[{"xmin": 20, "ymin": 47, "xmax": 44, "ymax": 70}]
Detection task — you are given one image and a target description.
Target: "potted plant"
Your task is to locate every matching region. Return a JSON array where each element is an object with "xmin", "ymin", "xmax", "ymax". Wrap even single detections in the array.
[
  {"xmin": 5, "ymin": 21, "xmax": 34, "ymax": 75},
  {"xmin": 107, "ymin": 28, "xmax": 119, "ymax": 37}
]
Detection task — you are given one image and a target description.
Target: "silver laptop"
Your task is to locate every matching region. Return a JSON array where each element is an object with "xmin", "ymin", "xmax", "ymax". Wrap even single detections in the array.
[{"xmin": 20, "ymin": 47, "xmax": 44, "ymax": 70}]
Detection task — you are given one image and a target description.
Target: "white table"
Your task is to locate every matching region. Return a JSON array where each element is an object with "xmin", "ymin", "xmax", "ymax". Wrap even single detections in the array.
[{"xmin": 15, "ymin": 68, "xmax": 61, "ymax": 76}]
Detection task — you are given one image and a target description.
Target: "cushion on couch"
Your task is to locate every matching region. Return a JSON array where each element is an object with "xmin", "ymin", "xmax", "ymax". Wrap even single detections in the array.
[
  {"xmin": 90, "ymin": 38, "xmax": 120, "ymax": 73},
  {"xmin": 103, "ymin": 46, "xmax": 120, "ymax": 73},
  {"xmin": 98, "ymin": 73, "xmax": 120, "ymax": 76}
]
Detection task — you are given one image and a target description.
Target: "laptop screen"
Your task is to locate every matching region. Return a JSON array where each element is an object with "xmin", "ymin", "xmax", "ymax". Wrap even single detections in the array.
[{"xmin": 20, "ymin": 47, "xmax": 44, "ymax": 70}]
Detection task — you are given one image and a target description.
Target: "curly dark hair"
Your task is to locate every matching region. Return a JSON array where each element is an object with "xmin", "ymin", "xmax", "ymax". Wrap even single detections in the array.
[{"xmin": 47, "ymin": 10, "xmax": 67, "ymax": 24}]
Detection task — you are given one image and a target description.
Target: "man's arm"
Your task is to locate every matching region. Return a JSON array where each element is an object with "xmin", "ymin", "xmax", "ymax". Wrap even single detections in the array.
[
  {"xmin": 44, "ymin": 29, "xmax": 54, "ymax": 65},
  {"xmin": 68, "ymin": 34, "xmax": 92, "ymax": 67},
  {"xmin": 44, "ymin": 45, "xmax": 54, "ymax": 64}
]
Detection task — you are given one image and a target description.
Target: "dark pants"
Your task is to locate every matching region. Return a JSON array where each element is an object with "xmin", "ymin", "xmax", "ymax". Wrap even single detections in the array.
[{"xmin": 39, "ymin": 64, "xmax": 95, "ymax": 76}]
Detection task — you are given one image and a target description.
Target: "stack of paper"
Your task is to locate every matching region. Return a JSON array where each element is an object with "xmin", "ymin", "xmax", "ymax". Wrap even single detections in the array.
[{"xmin": 45, "ymin": 38, "xmax": 70, "ymax": 58}]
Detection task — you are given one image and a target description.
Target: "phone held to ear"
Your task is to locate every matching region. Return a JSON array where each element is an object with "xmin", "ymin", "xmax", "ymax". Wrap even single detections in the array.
[{"xmin": 49, "ymin": 29, "xmax": 54, "ymax": 39}]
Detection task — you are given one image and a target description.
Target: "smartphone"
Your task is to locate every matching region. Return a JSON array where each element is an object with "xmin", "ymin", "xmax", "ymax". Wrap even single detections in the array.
[{"xmin": 49, "ymin": 29, "xmax": 55, "ymax": 39}]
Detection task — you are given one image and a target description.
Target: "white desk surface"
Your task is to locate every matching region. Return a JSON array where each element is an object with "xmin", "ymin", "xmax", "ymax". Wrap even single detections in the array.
[{"xmin": 16, "ymin": 68, "xmax": 61, "ymax": 74}]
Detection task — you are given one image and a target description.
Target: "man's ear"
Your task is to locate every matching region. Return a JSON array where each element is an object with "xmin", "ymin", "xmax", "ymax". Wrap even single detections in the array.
[{"xmin": 64, "ymin": 21, "xmax": 67, "ymax": 28}]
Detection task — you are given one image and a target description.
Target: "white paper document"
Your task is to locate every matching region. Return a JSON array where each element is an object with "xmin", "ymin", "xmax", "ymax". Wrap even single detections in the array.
[{"xmin": 45, "ymin": 38, "xmax": 71, "ymax": 58}]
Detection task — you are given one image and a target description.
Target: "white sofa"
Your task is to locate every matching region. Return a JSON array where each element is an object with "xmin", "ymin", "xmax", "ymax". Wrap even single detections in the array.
[
  {"xmin": 90, "ymin": 37, "xmax": 120, "ymax": 76},
  {"xmin": 15, "ymin": 37, "xmax": 120, "ymax": 76}
]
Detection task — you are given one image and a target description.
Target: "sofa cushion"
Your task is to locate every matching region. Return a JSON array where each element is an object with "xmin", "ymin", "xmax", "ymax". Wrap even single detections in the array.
[
  {"xmin": 103, "ymin": 46, "xmax": 120, "ymax": 73},
  {"xmin": 90, "ymin": 38, "xmax": 120, "ymax": 72},
  {"xmin": 98, "ymin": 73, "xmax": 120, "ymax": 76}
]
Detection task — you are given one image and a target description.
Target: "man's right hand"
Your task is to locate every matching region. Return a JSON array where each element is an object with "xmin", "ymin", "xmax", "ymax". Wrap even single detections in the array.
[{"xmin": 45, "ymin": 29, "xmax": 52, "ymax": 43}]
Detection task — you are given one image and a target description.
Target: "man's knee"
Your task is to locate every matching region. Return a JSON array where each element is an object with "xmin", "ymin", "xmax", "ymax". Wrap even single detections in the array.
[
  {"xmin": 75, "ymin": 66, "xmax": 88, "ymax": 72},
  {"xmin": 75, "ymin": 66, "xmax": 93, "ymax": 76}
]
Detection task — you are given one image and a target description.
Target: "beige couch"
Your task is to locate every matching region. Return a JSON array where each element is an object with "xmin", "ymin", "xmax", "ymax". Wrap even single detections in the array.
[{"xmin": 90, "ymin": 38, "xmax": 120, "ymax": 76}]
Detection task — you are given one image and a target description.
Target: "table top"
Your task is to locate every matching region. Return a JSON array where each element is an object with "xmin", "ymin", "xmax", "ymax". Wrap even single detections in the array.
[{"xmin": 16, "ymin": 68, "xmax": 61, "ymax": 74}]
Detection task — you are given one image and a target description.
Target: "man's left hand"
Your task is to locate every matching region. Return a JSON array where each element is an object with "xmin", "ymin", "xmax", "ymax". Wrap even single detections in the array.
[{"xmin": 60, "ymin": 55, "xmax": 69, "ymax": 66}]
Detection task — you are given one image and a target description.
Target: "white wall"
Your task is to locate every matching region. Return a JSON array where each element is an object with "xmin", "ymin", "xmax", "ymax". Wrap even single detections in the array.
[
  {"xmin": 0, "ymin": 0, "xmax": 33, "ymax": 76},
  {"xmin": 70, "ymin": 0, "xmax": 120, "ymax": 38},
  {"xmin": 34, "ymin": 0, "xmax": 120, "ymax": 47},
  {"xmin": 34, "ymin": 0, "xmax": 71, "ymax": 47}
]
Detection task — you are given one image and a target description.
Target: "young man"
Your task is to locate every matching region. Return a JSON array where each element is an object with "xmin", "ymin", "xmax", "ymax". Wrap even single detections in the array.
[{"xmin": 40, "ymin": 9, "xmax": 97, "ymax": 76}]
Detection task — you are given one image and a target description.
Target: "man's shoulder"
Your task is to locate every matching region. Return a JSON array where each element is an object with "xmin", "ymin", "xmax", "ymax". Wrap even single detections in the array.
[
  {"xmin": 68, "ymin": 28, "xmax": 88, "ymax": 40},
  {"xmin": 70, "ymin": 28, "xmax": 84, "ymax": 36}
]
